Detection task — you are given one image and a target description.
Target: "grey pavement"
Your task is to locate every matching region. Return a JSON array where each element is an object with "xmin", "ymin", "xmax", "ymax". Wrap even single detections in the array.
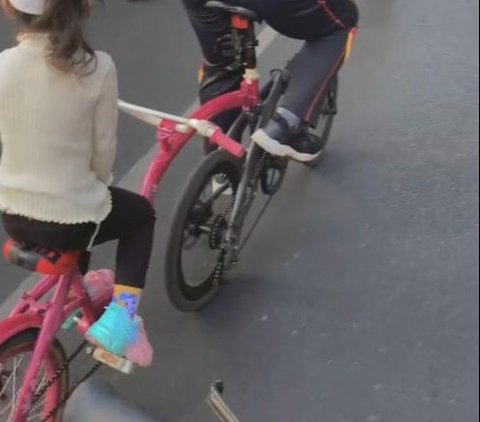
[{"xmin": 1, "ymin": 0, "xmax": 479, "ymax": 421}]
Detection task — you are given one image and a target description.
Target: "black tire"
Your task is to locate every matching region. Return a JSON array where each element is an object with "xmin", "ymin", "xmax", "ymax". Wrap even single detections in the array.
[
  {"xmin": 0, "ymin": 329, "xmax": 68, "ymax": 422},
  {"xmin": 165, "ymin": 149, "xmax": 243, "ymax": 312},
  {"xmin": 304, "ymin": 75, "xmax": 339, "ymax": 169}
]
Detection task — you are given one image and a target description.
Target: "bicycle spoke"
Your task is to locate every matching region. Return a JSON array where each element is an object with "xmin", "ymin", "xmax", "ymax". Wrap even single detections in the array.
[
  {"xmin": 0, "ymin": 355, "xmax": 24, "ymax": 398},
  {"xmin": 0, "ymin": 389, "xmax": 12, "ymax": 416},
  {"xmin": 36, "ymin": 374, "xmax": 47, "ymax": 392},
  {"xmin": 239, "ymin": 195, "xmax": 273, "ymax": 252},
  {"xmin": 0, "ymin": 353, "xmax": 53, "ymax": 421},
  {"xmin": 28, "ymin": 396, "xmax": 44, "ymax": 420},
  {"xmin": 7, "ymin": 361, "xmax": 32, "ymax": 420},
  {"xmin": 1, "ymin": 357, "xmax": 24, "ymax": 419},
  {"xmin": 7, "ymin": 368, "xmax": 19, "ymax": 420}
]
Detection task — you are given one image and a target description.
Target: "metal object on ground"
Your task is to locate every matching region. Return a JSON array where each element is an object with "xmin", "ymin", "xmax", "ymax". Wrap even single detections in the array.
[{"xmin": 207, "ymin": 381, "xmax": 240, "ymax": 422}]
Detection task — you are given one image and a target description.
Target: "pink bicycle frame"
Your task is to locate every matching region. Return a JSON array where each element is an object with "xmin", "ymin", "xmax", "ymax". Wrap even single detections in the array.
[
  {"xmin": 136, "ymin": 74, "xmax": 260, "ymax": 203},
  {"xmin": 0, "ymin": 73, "xmax": 260, "ymax": 422}
]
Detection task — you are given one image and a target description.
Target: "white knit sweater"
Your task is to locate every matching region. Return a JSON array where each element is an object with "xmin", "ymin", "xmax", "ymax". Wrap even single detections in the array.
[{"xmin": 0, "ymin": 33, "xmax": 118, "ymax": 224}]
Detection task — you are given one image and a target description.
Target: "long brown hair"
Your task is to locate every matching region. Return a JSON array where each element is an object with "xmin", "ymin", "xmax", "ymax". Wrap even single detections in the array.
[{"xmin": 3, "ymin": 0, "xmax": 96, "ymax": 73}]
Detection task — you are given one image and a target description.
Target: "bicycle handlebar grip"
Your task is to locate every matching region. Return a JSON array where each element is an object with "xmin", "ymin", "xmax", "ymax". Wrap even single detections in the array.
[{"xmin": 211, "ymin": 129, "xmax": 245, "ymax": 158}]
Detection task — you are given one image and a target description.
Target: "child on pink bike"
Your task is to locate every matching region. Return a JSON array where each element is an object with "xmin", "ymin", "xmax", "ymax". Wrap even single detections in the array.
[{"xmin": 0, "ymin": 0, "xmax": 154, "ymax": 367}]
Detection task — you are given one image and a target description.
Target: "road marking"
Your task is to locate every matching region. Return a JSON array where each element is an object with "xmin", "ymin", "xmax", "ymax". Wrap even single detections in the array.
[{"xmin": 0, "ymin": 26, "xmax": 279, "ymax": 319}]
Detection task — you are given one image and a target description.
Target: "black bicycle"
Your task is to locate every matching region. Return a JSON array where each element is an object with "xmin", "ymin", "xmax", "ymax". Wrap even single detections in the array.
[{"xmin": 165, "ymin": 1, "xmax": 338, "ymax": 312}]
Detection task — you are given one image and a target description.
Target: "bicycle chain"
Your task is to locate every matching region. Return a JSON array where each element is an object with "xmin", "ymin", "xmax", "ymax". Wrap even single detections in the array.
[
  {"xmin": 212, "ymin": 191, "xmax": 236, "ymax": 287},
  {"xmin": 28, "ymin": 340, "xmax": 103, "ymax": 422},
  {"xmin": 208, "ymin": 215, "xmax": 228, "ymax": 250},
  {"xmin": 41, "ymin": 361, "xmax": 102, "ymax": 422},
  {"xmin": 211, "ymin": 151, "xmax": 269, "ymax": 286},
  {"xmin": 32, "ymin": 341, "xmax": 86, "ymax": 407}
]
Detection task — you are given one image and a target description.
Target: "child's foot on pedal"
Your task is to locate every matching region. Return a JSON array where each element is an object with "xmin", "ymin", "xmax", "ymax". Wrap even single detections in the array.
[
  {"xmin": 86, "ymin": 302, "xmax": 136, "ymax": 356},
  {"xmin": 86, "ymin": 302, "xmax": 153, "ymax": 367}
]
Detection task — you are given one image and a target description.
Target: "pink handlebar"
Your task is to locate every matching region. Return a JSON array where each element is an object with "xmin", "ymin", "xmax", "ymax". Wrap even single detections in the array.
[{"xmin": 210, "ymin": 128, "xmax": 246, "ymax": 158}]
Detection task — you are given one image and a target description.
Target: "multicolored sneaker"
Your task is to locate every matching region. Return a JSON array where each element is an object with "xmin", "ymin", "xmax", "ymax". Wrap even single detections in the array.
[
  {"xmin": 86, "ymin": 302, "xmax": 153, "ymax": 368},
  {"xmin": 125, "ymin": 316, "xmax": 153, "ymax": 367},
  {"xmin": 86, "ymin": 302, "xmax": 138, "ymax": 357}
]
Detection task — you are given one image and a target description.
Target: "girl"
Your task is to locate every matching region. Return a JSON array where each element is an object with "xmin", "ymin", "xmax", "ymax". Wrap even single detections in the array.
[{"xmin": 0, "ymin": 0, "xmax": 154, "ymax": 367}]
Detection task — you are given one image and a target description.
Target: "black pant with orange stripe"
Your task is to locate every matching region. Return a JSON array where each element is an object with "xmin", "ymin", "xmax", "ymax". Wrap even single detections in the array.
[{"xmin": 183, "ymin": 0, "xmax": 359, "ymax": 125}]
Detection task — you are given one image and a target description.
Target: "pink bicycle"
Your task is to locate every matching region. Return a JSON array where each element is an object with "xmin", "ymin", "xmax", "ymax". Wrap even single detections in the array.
[{"xmin": 0, "ymin": 2, "xmax": 341, "ymax": 420}]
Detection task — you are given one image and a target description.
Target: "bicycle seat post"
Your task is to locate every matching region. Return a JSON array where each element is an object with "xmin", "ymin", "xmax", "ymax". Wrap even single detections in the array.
[{"xmin": 230, "ymin": 14, "xmax": 258, "ymax": 71}]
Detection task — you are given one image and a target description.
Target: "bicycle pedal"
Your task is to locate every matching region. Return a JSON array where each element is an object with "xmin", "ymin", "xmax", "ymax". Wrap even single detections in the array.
[{"xmin": 92, "ymin": 347, "xmax": 135, "ymax": 375}]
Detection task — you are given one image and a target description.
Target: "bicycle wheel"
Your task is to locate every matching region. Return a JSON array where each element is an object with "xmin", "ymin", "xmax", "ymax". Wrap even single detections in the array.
[
  {"xmin": 165, "ymin": 71, "xmax": 288, "ymax": 312},
  {"xmin": 304, "ymin": 74, "xmax": 339, "ymax": 169},
  {"xmin": 0, "ymin": 329, "xmax": 68, "ymax": 422},
  {"xmin": 165, "ymin": 149, "xmax": 243, "ymax": 312}
]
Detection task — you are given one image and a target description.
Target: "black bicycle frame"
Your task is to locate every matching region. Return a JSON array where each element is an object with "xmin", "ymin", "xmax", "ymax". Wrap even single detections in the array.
[{"xmin": 223, "ymin": 68, "xmax": 290, "ymax": 267}]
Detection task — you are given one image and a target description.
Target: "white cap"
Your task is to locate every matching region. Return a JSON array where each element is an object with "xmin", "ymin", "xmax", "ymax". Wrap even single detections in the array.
[{"xmin": 8, "ymin": 0, "xmax": 45, "ymax": 15}]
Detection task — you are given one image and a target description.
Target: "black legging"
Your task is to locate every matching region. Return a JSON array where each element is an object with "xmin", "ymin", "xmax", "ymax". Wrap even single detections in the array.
[
  {"xmin": 183, "ymin": 0, "xmax": 359, "ymax": 125},
  {"xmin": 1, "ymin": 187, "xmax": 155, "ymax": 289}
]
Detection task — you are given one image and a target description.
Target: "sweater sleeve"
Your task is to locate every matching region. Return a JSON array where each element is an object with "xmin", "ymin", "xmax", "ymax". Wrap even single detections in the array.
[{"xmin": 91, "ymin": 59, "xmax": 118, "ymax": 185}]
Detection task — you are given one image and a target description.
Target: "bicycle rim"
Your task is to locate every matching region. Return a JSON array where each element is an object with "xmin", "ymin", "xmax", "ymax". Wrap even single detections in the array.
[
  {"xmin": 0, "ymin": 329, "xmax": 67, "ymax": 422},
  {"xmin": 165, "ymin": 150, "xmax": 242, "ymax": 311}
]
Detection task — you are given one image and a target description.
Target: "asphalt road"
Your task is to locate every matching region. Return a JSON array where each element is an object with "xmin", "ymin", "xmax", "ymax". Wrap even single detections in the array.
[{"xmin": 1, "ymin": 0, "xmax": 479, "ymax": 421}]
